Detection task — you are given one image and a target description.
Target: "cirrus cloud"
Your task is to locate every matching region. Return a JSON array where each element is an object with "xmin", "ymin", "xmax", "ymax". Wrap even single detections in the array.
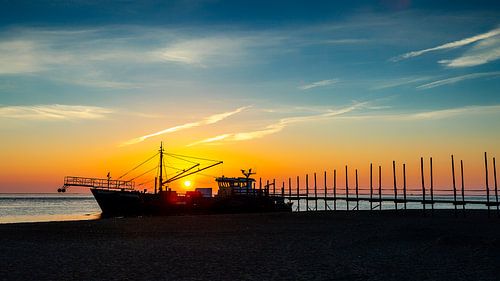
[
  {"xmin": 120, "ymin": 106, "xmax": 250, "ymax": 146},
  {"xmin": 392, "ymin": 27, "xmax": 500, "ymax": 62},
  {"xmin": 188, "ymin": 102, "xmax": 366, "ymax": 146},
  {"xmin": 299, "ymin": 78, "xmax": 339, "ymax": 90},
  {"xmin": 0, "ymin": 104, "xmax": 113, "ymax": 120}
]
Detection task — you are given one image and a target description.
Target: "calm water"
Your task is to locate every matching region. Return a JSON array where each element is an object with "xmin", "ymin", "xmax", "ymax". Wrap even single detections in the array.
[
  {"xmin": 0, "ymin": 193, "xmax": 495, "ymax": 224},
  {"xmin": 0, "ymin": 194, "xmax": 101, "ymax": 224}
]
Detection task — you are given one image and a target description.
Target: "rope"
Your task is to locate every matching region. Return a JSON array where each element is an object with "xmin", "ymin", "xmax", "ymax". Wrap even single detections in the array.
[
  {"xmin": 166, "ymin": 153, "xmax": 221, "ymax": 163},
  {"xmin": 118, "ymin": 152, "xmax": 158, "ymax": 180},
  {"xmin": 137, "ymin": 178, "xmax": 156, "ymax": 187},
  {"xmin": 127, "ymin": 166, "xmax": 158, "ymax": 181},
  {"xmin": 168, "ymin": 154, "xmax": 198, "ymax": 164},
  {"xmin": 163, "ymin": 157, "xmax": 167, "ymax": 180}
]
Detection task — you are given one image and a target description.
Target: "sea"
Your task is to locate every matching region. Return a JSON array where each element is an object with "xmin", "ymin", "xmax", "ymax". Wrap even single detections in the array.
[
  {"xmin": 0, "ymin": 193, "xmax": 494, "ymax": 224},
  {"xmin": 0, "ymin": 194, "xmax": 101, "ymax": 224}
]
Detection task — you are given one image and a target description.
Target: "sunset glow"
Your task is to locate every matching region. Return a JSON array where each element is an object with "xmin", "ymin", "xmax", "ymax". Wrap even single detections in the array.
[{"xmin": 0, "ymin": 1, "xmax": 499, "ymax": 194}]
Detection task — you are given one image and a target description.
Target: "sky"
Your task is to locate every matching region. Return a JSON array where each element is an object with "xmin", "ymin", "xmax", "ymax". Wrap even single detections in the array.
[{"xmin": 0, "ymin": 0, "xmax": 499, "ymax": 193}]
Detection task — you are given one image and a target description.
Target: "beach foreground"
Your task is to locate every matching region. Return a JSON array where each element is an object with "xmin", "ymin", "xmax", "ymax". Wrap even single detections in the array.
[{"xmin": 1, "ymin": 210, "xmax": 500, "ymax": 281}]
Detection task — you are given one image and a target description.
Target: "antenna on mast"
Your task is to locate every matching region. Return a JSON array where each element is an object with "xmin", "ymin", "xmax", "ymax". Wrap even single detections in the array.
[
  {"xmin": 158, "ymin": 142, "xmax": 164, "ymax": 193},
  {"xmin": 241, "ymin": 169, "xmax": 256, "ymax": 179}
]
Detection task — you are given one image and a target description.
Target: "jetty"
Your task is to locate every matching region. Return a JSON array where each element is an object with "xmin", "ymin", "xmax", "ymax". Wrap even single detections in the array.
[{"xmin": 258, "ymin": 152, "xmax": 499, "ymax": 217}]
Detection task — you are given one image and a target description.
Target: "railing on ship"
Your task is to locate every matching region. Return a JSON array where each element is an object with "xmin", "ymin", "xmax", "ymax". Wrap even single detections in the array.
[{"xmin": 63, "ymin": 176, "xmax": 135, "ymax": 190}]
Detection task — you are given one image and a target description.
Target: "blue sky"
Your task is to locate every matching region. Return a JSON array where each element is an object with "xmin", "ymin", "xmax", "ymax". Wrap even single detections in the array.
[
  {"xmin": 1, "ymin": 0, "xmax": 498, "ymax": 111},
  {"xmin": 0, "ymin": 0, "xmax": 499, "ymax": 191}
]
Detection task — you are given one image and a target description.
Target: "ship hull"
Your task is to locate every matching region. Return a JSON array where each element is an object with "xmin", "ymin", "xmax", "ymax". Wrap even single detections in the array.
[
  {"xmin": 91, "ymin": 188, "xmax": 292, "ymax": 217},
  {"xmin": 90, "ymin": 188, "xmax": 148, "ymax": 216}
]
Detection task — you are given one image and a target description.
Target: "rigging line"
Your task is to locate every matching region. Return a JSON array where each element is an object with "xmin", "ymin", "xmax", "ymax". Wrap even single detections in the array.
[
  {"xmin": 163, "ymin": 160, "xmax": 222, "ymax": 184},
  {"xmin": 165, "ymin": 164, "xmax": 201, "ymax": 177},
  {"xmin": 118, "ymin": 152, "xmax": 159, "ymax": 180},
  {"xmin": 166, "ymin": 153, "xmax": 220, "ymax": 163},
  {"xmin": 196, "ymin": 172, "xmax": 218, "ymax": 178},
  {"xmin": 164, "ymin": 164, "xmax": 216, "ymax": 178},
  {"xmin": 137, "ymin": 178, "xmax": 156, "ymax": 186},
  {"xmin": 168, "ymin": 154, "xmax": 199, "ymax": 165},
  {"xmin": 127, "ymin": 166, "xmax": 158, "ymax": 182},
  {"xmin": 169, "ymin": 163, "xmax": 200, "ymax": 175},
  {"xmin": 164, "ymin": 164, "xmax": 185, "ymax": 171},
  {"xmin": 163, "ymin": 157, "xmax": 167, "ymax": 182},
  {"xmin": 166, "ymin": 163, "xmax": 201, "ymax": 182}
]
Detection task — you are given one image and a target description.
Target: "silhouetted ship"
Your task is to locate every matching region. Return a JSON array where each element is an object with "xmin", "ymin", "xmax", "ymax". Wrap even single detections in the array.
[{"xmin": 59, "ymin": 144, "xmax": 292, "ymax": 216}]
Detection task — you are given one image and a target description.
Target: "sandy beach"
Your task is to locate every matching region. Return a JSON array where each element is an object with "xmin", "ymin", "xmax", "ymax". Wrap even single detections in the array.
[{"xmin": 1, "ymin": 210, "xmax": 500, "ymax": 281}]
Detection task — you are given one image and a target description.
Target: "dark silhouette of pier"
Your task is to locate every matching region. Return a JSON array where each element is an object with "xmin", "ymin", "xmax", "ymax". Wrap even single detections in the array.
[{"xmin": 259, "ymin": 153, "xmax": 499, "ymax": 217}]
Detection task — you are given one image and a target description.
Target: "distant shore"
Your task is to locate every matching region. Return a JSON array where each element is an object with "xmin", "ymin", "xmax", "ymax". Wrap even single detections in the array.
[{"xmin": 1, "ymin": 210, "xmax": 500, "ymax": 281}]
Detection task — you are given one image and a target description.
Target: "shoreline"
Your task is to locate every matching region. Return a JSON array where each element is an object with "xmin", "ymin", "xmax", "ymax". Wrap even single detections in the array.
[
  {"xmin": 0, "ymin": 212, "xmax": 101, "ymax": 224},
  {"xmin": 1, "ymin": 210, "xmax": 500, "ymax": 280}
]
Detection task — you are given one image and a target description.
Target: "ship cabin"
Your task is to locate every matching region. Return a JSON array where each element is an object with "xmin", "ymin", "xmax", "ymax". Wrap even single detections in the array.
[{"xmin": 215, "ymin": 176, "xmax": 259, "ymax": 197}]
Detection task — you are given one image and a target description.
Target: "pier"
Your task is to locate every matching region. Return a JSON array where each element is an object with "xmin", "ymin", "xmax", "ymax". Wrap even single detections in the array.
[
  {"xmin": 261, "ymin": 153, "xmax": 499, "ymax": 217},
  {"xmin": 60, "ymin": 176, "xmax": 135, "ymax": 191}
]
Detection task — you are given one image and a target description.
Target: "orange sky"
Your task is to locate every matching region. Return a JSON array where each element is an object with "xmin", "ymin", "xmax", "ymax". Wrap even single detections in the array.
[{"xmin": 0, "ymin": 111, "xmax": 498, "ymax": 194}]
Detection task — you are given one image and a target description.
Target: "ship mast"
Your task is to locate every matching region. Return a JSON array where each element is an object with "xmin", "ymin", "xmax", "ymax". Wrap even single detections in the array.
[{"xmin": 158, "ymin": 142, "xmax": 164, "ymax": 192}]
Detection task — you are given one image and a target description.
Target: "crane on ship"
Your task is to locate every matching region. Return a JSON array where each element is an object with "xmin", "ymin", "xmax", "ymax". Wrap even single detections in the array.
[{"xmin": 58, "ymin": 143, "xmax": 223, "ymax": 193}]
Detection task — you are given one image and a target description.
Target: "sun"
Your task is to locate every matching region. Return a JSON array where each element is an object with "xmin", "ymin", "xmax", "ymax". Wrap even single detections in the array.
[{"xmin": 184, "ymin": 180, "xmax": 192, "ymax": 188}]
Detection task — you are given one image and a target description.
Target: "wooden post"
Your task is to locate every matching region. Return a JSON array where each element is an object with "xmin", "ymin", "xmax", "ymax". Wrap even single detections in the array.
[
  {"xmin": 421, "ymin": 157, "xmax": 426, "ymax": 214},
  {"xmin": 306, "ymin": 174, "xmax": 309, "ymax": 211},
  {"xmin": 494, "ymin": 157, "xmax": 498, "ymax": 217},
  {"xmin": 370, "ymin": 163, "xmax": 373, "ymax": 210},
  {"xmin": 403, "ymin": 163, "xmax": 407, "ymax": 210},
  {"xmin": 314, "ymin": 172, "xmax": 318, "ymax": 211},
  {"xmin": 393, "ymin": 160, "xmax": 397, "ymax": 210},
  {"xmin": 334, "ymin": 169, "xmax": 337, "ymax": 211},
  {"xmin": 451, "ymin": 155, "xmax": 457, "ymax": 217},
  {"xmin": 355, "ymin": 169, "xmax": 359, "ymax": 211},
  {"xmin": 282, "ymin": 181, "xmax": 285, "ymax": 197},
  {"xmin": 273, "ymin": 179, "xmax": 276, "ymax": 196},
  {"xmin": 266, "ymin": 180, "xmax": 269, "ymax": 196},
  {"xmin": 485, "ymin": 152, "xmax": 490, "ymax": 217},
  {"xmin": 379, "ymin": 166, "xmax": 382, "ymax": 211},
  {"xmin": 324, "ymin": 171, "xmax": 327, "ymax": 211},
  {"xmin": 259, "ymin": 177, "xmax": 262, "ymax": 191},
  {"xmin": 297, "ymin": 176, "xmax": 300, "ymax": 212},
  {"xmin": 288, "ymin": 177, "xmax": 292, "ymax": 203},
  {"xmin": 460, "ymin": 160, "xmax": 466, "ymax": 215},
  {"xmin": 346, "ymin": 165, "xmax": 349, "ymax": 211},
  {"xmin": 430, "ymin": 157, "xmax": 434, "ymax": 211}
]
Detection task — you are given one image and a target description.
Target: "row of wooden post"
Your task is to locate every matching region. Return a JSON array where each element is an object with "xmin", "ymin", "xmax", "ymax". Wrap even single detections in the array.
[{"xmin": 261, "ymin": 153, "xmax": 498, "ymax": 217}]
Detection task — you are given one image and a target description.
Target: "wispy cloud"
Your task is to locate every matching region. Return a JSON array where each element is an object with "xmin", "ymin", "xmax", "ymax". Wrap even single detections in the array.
[
  {"xmin": 371, "ymin": 76, "xmax": 432, "ymax": 90},
  {"xmin": 0, "ymin": 27, "xmax": 284, "ymax": 87},
  {"xmin": 188, "ymin": 103, "xmax": 365, "ymax": 146},
  {"xmin": 0, "ymin": 40, "xmax": 46, "ymax": 74},
  {"xmin": 120, "ymin": 106, "xmax": 249, "ymax": 146},
  {"xmin": 155, "ymin": 37, "xmax": 249, "ymax": 67},
  {"xmin": 299, "ymin": 79, "xmax": 339, "ymax": 90},
  {"xmin": 336, "ymin": 105, "xmax": 500, "ymax": 121},
  {"xmin": 52, "ymin": 75, "xmax": 140, "ymax": 89},
  {"xmin": 416, "ymin": 71, "xmax": 500, "ymax": 90},
  {"xmin": 299, "ymin": 38, "xmax": 370, "ymax": 46},
  {"xmin": 392, "ymin": 27, "xmax": 500, "ymax": 61},
  {"xmin": 406, "ymin": 105, "xmax": 500, "ymax": 120},
  {"xmin": 438, "ymin": 36, "xmax": 500, "ymax": 68},
  {"xmin": 0, "ymin": 104, "xmax": 113, "ymax": 120}
]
